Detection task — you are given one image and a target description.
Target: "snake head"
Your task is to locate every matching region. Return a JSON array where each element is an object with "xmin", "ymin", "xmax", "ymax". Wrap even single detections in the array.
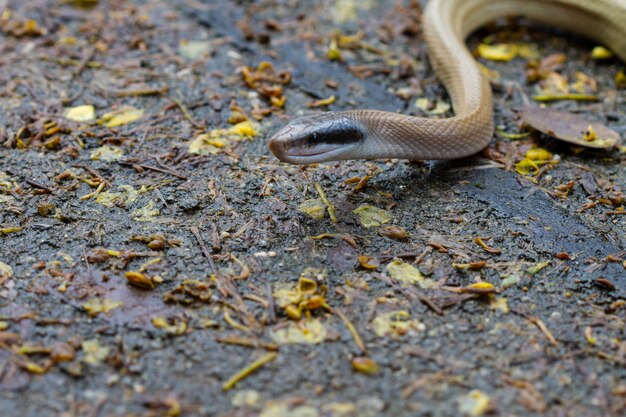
[{"xmin": 268, "ymin": 113, "xmax": 367, "ymax": 164}]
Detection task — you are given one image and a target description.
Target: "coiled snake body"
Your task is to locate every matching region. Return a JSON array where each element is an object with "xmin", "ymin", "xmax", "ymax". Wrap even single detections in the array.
[{"xmin": 268, "ymin": 0, "xmax": 626, "ymax": 164}]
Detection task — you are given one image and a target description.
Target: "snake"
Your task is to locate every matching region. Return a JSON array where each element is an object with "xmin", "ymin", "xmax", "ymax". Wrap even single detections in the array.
[{"xmin": 268, "ymin": 0, "xmax": 626, "ymax": 164}]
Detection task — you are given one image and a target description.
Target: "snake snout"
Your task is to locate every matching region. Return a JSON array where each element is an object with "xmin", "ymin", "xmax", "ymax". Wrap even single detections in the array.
[{"xmin": 268, "ymin": 114, "xmax": 367, "ymax": 163}]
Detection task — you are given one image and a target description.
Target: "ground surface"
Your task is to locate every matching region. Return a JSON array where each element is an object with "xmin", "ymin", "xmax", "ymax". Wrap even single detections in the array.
[{"xmin": 0, "ymin": 0, "xmax": 625, "ymax": 416}]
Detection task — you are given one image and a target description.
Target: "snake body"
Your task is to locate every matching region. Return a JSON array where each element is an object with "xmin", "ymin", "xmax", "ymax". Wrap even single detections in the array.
[{"xmin": 268, "ymin": 0, "xmax": 626, "ymax": 164}]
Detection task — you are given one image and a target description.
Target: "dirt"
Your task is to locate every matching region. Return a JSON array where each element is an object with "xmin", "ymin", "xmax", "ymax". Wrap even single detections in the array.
[{"xmin": 0, "ymin": 1, "xmax": 625, "ymax": 416}]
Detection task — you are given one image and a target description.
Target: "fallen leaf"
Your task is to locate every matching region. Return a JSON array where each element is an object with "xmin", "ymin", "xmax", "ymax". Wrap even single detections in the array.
[
  {"xmin": 477, "ymin": 43, "xmax": 517, "ymax": 61},
  {"xmin": 65, "ymin": 105, "xmax": 95, "ymax": 122},
  {"xmin": 458, "ymin": 390, "xmax": 491, "ymax": 417},
  {"xmin": 519, "ymin": 107, "xmax": 620, "ymax": 148},
  {"xmin": 386, "ymin": 259, "xmax": 434, "ymax": 288},
  {"xmin": 100, "ymin": 106, "xmax": 144, "ymax": 127},
  {"xmin": 179, "ymin": 40, "xmax": 211, "ymax": 59},
  {"xmin": 82, "ymin": 298, "xmax": 123, "ymax": 316},
  {"xmin": 82, "ymin": 339, "xmax": 109, "ymax": 365},
  {"xmin": 0, "ymin": 262, "xmax": 13, "ymax": 277},
  {"xmin": 353, "ymin": 204, "xmax": 390, "ymax": 228},
  {"xmin": 371, "ymin": 310, "xmax": 425, "ymax": 338},
  {"xmin": 270, "ymin": 318, "xmax": 327, "ymax": 344},
  {"xmin": 90, "ymin": 145, "xmax": 124, "ymax": 162}
]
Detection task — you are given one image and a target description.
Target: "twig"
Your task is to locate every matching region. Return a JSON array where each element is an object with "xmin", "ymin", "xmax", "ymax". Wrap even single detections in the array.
[
  {"xmin": 24, "ymin": 179, "xmax": 54, "ymax": 193},
  {"xmin": 190, "ymin": 226, "xmax": 218, "ymax": 277},
  {"xmin": 216, "ymin": 335, "xmax": 278, "ymax": 351},
  {"xmin": 72, "ymin": 164, "xmax": 111, "ymax": 186},
  {"xmin": 118, "ymin": 160, "xmax": 187, "ymax": 180},
  {"xmin": 73, "ymin": 46, "xmax": 96, "ymax": 77},
  {"xmin": 173, "ymin": 98, "xmax": 205, "ymax": 130},
  {"xmin": 335, "ymin": 308, "xmax": 367, "ymax": 354},
  {"xmin": 222, "ymin": 352, "xmax": 277, "ymax": 391}
]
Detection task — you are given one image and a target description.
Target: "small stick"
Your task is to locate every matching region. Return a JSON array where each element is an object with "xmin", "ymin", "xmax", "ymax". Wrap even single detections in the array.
[{"xmin": 222, "ymin": 352, "xmax": 277, "ymax": 391}]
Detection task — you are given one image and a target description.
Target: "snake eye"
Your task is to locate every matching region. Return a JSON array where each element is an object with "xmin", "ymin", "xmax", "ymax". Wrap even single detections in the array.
[
  {"xmin": 306, "ymin": 118, "xmax": 365, "ymax": 145},
  {"xmin": 269, "ymin": 114, "xmax": 367, "ymax": 163}
]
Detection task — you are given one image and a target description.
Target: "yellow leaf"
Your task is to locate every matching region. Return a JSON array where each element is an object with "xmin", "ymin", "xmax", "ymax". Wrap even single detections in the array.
[
  {"xmin": 299, "ymin": 198, "xmax": 326, "ymax": 221},
  {"xmin": 95, "ymin": 184, "xmax": 144, "ymax": 207},
  {"xmin": 477, "ymin": 43, "xmax": 517, "ymax": 61},
  {"xmin": 527, "ymin": 261, "xmax": 550, "ymax": 275},
  {"xmin": 525, "ymin": 148, "xmax": 553, "ymax": 162},
  {"xmin": 229, "ymin": 120, "xmax": 257, "ymax": 137},
  {"xmin": 352, "ymin": 357, "xmax": 379, "ymax": 375},
  {"xmin": 65, "ymin": 105, "xmax": 95, "ymax": 122},
  {"xmin": 188, "ymin": 121, "xmax": 256, "ymax": 155},
  {"xmin": 132, "ymin": 201, "xmax": 160, "ymax": 221},
  {"xmin": 416, "ymin": 97, "xmax": 450, "ymax": 115},
  {"xmin": 24, "ymin": 361, "xmax": 47, "ymax": 374},
  {"xmin": 270, "ymin": 318, "xmax": 327, "ymax": 344},
  {"xmin": 458, "ymin": 390, "xmax": 491, "ymax": 417},
  {"xmin": 100, "ymin": 106, "xmax": 144, "ymax": 127},
  {"xmin": 179, "ymin": 40, "xmax": 211, "ymax": 59},
  {"xmin": 591, "ymin": 46, "xmax": 614, "ymax": 60},
  {"xmin": 90, "ymin": 145, "xmax": 124, "ymax": 162},
  {"xmin": 82, "ymin": 339, "xmax": 109, "ymax": 365},
  {"xmin": 353, "ymin": 204, "xmax": 390, "ymax": 228},
  {"xmin": 386, "ymin": 259, "xmax": 434, "ymax": 288},
  {"xmin": 616, "ymin": 71, "xmax": 626, "ymax": 89},
  {"xmin": 82, "ymin": 298, "xmax": 123, "ymax": 316},
  {"xmin": 0, "ymin": 262, "xmax": 13, "ymax": 277},
  {"xmin": 152, "ymin": 316, "xmax": 188, "ymax": 336},
  {"xmin": 514, "ymin": 42, "xmax": 540, "ymax": 60},
  {"xmin": 371, "ymin": 310, "xmax": 425, "ymax": 338},
  {"xmin": 489, "ymin": 295, "xmax": 509, "ymax": 313},
  {"xmin": 515, "ymin": 158, "xmax": 539, "ymax": 176}
]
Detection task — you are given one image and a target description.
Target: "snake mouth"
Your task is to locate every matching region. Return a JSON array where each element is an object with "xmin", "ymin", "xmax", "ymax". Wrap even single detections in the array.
[
  {"xmin": 269, "ymin": 141, "xmax": 354, "ymax": 164},
  {"xmin": 268, "ymin": 113, "xmax": 367, "ymax": 164}
]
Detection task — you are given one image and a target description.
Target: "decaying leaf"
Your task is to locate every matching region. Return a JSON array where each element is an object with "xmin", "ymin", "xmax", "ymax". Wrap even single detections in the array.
[
  {"xmin": 371, "ymin": 310, "xmax": 425, "ymax": 338},
  {"xmin": 386, "ymin": 259, "xmax": 435, "ymax": 288},
  {"xmin": 95, "ymin": 184, "xmax": 146, "ymax": 207},
  {"xmin": 179, "ymin": 40, "xmax": 211, "ymax": 59},
  {"xmin": 353, "ymin": 204, "xmax": 391, "ymax": 228},
  {"xmin": 189, "ymin": 121, "xmax": 257, "ymax": 155},
  {"xmin": 378, "ymin": 225, "xmax": 409, "ymax": 241},
  {"xmin": 299, "ymin": 198, "xmax": 326, "ymax": 221},
  {"xmin": 458, "ymin": 390, "xmax": 491, "ymax": 417},
  {"xmin": 259, "ymin": 403, "xmax": 320, "ymax": 417},
  {"xmin": 100, "ymin": 106, "xmax": 144, "ymax": 127},
  {"xmin": 124, "ymin": 270, "xmax": 157, "ymax": 289},
  {"xmin": 416, "ymin": 98, "xmax": 450, "ymax": 115},
  {"xmin": 90, "ymin": 145, "xmax": 124, "ymax": 162},
  {"xmin": 163, "ymin": 279, "xmax": 212, "ymax": 304},
  {"xmin": 519, "ymin": 107, "xmax": 620, "ymax": 149},
  {"xmin": 273, "ymin": 269, "xmax": 330, "ymax": 320},
  {"xmin": 270, "ymin": 318, "xmax": 327, "ymax": 344},
  {"xmin": 82, "ymin": 298, "xmax": 123, "ymax": 316},
  {"xmin": 352, "ymin": 357, "xmax": 379, "ymax": 375},
  {"xmin": 152, "ymin": 316, "xmax": 188, "ymax": 336},
  {"xmin": 527, "ymin": 261, "xmax": 551, "ymax": 275},
  {"xmin": 489, "ymin": 295, "xmax": 509, "ymax": 313},
  {"xmin": 82, "ymin": 339, "xmax": 110, "ymax": 365},
  {"xmin": 0, "ymin": 261, "xmax": 13, "ymax": 277},
  {"xmin": 358, "ymin": 255, "xmax": 379, "ymax": 269},
  {"xmin": 132, "ymin": 201, "xmax": 160, "ymax": 221}
]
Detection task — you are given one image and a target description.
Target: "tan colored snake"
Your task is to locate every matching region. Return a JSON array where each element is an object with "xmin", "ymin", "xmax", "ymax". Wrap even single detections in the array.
[{"xmin": 268, "ymin": 0, "xmax": 626, "ymax": 164}]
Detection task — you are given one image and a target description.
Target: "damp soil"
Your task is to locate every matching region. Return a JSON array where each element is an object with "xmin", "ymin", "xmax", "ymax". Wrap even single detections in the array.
[{"xmin": 0, "ymin": 1, "xmax": 625, "ymax": 416}]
